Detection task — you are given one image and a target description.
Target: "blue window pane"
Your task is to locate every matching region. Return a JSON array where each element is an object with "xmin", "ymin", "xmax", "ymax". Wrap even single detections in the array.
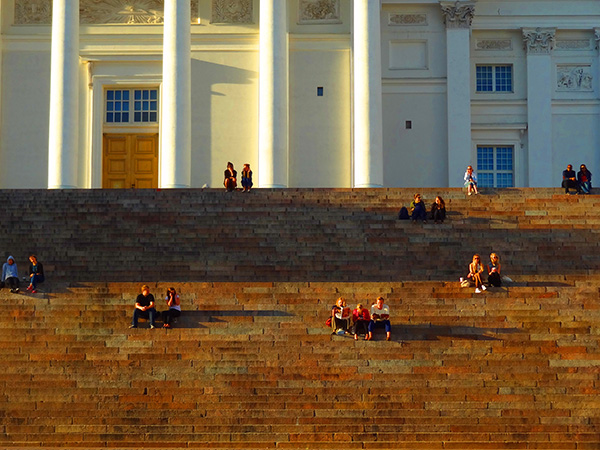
[
  {"xmin": 142, "ymin": 112, "xmax": 149, "ymax": 122},
  {"xmin": 476, "ymin": 66, "xmax": 493, "ymax": 92},
  {"xmin": 150, "ymin": 90, "xmax": 157, "ymax": 100},
  {"xmin": 479, "ymin": 173, "xmax": 494, "ymax": 188},
  {"xmin": 106, "ymin": 112, "xmax": 114, "ymax": 122},
  {"xmin": 134, "ymin": 101, "xmax": 141, "ymax": 111},
  {"xmin": 495, "ymin": 65, "xmax": 513, "ymax": 92},
  {"xmin": 107, "ymin": 90, "xmax": 114, "ymax": 100},
  {"xmin": 122, "ymin": 113, "xmax": 129, "ymax": 122},
  {"xmin": 123, "ymin": 91, "xmax": 130, "ymax": 101},
  {"xmin": 123, "ymin": 102, "xmax": 129, "ymax": 112},
  {"xmin": 135, "ymin": 90, "xmax": 142, "ymax": 100},
  {"xmin": 496, "ymin": 147, "xmax": 513, "ymax": 171},
  {"xmin": 477, "ymin": 147, "xmax": 494, "ymax": 171},
  {"xmin": 497, "ymin": 173, "xmax": 513, "ymax": 188},
  {"xmin": 135, "ymin": 112, "xmax": 141, "ymax": 122},
  {"xmin": 143, "ymin": 91, "xmax": 149, "ymax": 100},
  {"xmin": 115, "ymin": 91, "xmax": 121, "ymax": 100},
  {"xmin": 150, "ymin": 101, "xmax": 157, "ymax": 110},
  {"xmin": 142, "ymin": 101, "xmax": 149, "ymax": 111},
  {"xmin": 107, "ymin": 102, "xmax": 114, "ymax": 112},
  {"xmin": 150, "ymin": 112, "xmax": 157, "ymax": 122},
  {"xmin": 114, "ymin": 113, "xmax": 121, "ymax": 122},
  {"xmin": 115, "ymin": 102, "xmax": 121, "ymax": 112}
]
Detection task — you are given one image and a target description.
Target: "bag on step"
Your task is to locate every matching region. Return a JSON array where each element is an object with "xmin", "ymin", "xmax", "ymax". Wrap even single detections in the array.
[
  {"xmin": 325, "ymin": 317, "xmax": 332, "ymax": 327},
  {"xmin": 398, "ymin": 207, "xmax": 410, "ymax": 220}
]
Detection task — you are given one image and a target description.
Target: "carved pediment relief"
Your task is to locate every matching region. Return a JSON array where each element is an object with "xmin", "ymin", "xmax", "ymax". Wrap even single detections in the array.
[
  {"xmin": 211, "ymin": 0, "xmax": 253, "ymax": 24},
  {"xmin": 14, "ymin": 0, "xmax": 200, "ymax": 25},
  {"xmin": 299, "ymin": 0, "xmax": 340, "ymax": 24}
]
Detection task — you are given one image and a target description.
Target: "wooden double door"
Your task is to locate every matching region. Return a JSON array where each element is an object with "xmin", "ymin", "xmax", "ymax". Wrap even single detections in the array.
[{"xmin": 102, "ymin": 134, "xmax": 158, "ymax": 189}]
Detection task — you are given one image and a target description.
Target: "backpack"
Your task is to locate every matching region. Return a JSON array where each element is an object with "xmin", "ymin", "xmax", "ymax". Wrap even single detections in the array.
[{"xmin": 398, "ymin": 207, "xmax": 409, "ymax": 220}]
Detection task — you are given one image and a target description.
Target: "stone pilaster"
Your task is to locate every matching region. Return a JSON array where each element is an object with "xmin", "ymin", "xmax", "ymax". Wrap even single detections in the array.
[
  {"xmin": 523, "ymin": 27, "xmax": 555, "ymax": 187},
  {"xmin": 441, "ymin": 1, "xmax": 475, "ymax": 187}
]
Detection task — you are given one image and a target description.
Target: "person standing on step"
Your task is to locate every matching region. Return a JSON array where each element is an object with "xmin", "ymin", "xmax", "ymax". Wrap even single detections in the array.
[
  {"xmin": 562, "ymin": 164, "xmax": 580, "ymax": 195},
  {"xmin": 577, "ymin": 164, "xmax": 592, "ymax": 194},
  {"xmin": 224, "ymin": 162, "xmax": 237, "ymax": 192},
  {"xmin": 161, "ymin": 287, "xmax": 181, "ymax": 328},
  {"xmin": 130, "ymin": 284, "xmax": 157, "ymax": 329},
  {"xmin": 409, "ymin": 193, "xmax": 427, "ymax": 223},
  {"xmin": 486, "ymin": 253, "xmax": 502, "ymax": 287},
  {"xmin": 430, "ymin": 196, "xmax": 446, "ymax": 224},
  {"xmin": 352, "ymin": 303, "xmax": 371, "ymax": 340},
  {"xmin": 467, "ymin": 254, "xmax": 486, "ymax": 294},
  {"xmin": 464, "ymin": 165, "xmax": 479, "ymax": 195},
  {"xmin": 2, "ymin": 256, "xmax": 20, "ymax": 293},
  {"xmin": 26, "ymin": 254, "xmax": 44, "ymax": 293},
  {"xmin": 368, "ymin": 296, "xmax": 391, "ymax": 341},
  {"xmin": 241, "ymin": 163, "xmax": 253, "ymax": 193}
]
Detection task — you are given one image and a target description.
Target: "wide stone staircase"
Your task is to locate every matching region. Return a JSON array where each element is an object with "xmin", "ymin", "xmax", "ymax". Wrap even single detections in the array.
[{"xmin": 0, "ymin": 188, "xmax": 599, "ymax": 449}]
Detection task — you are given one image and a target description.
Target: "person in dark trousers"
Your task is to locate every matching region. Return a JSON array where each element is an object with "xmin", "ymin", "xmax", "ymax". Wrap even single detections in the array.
[
  {"xmin": 241, "ymin": 163, "xmax": 253, "ymax": 193},
  {"xmin": 577, "ymin": 164, "xmax": 592, "ymax": 194},
  {"xmin": 410, "ymin": 193, "xmax": 427, "ymax": 223},
  {"xmin": 224, "ymin": 162, "xmax": 237, "ymax": 192},
  {"xmin": 431, "ymin": 196, "xmax": 446, "ymax": 224},
  {"xmin": 562, "ymin": 164, "xmax": 580, "ymax": 194},
  {"xmin": 2, "ymin": 256, "xmax": 20, "ymax": 293},
  {"xmin": 26, "ymin": 254, "xmax": 44, "ymax": 293},
  {"xmin": 130, "ymin": 285, "xmax": 157, "ymax": 329},
  {"xmin": 161, "ymin": 287, "xmax": 181, "ymax": 328}
]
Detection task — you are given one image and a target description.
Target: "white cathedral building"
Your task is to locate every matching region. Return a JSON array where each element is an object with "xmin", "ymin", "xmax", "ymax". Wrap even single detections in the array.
[{"xmin": 0, "ymin": 0, "xmax": 599, "ymax": 189}]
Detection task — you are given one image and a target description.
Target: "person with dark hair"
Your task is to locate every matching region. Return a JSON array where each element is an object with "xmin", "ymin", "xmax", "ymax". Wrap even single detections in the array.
[
  {"xmin": 161, "ymin": 287, "xmax": 181, "ymax": 328},
  {"xmin": 224, "ymin": 162, "xmax": 237, "ymax": 192},
  {"xmin": 26, "ymin": 255, "xmax": 44, "ymax": 293},
  {"xmin": 577, "ymin": 164, "xmax": 592, "ymax": 194},
  {"xmin": 562, "ymin": 164, "xmax": 580, "ymax": 194},
  {"xmin": 431, "ymin": 196, "xmax": 446, "ymax": 224},
  {"xmin": 241, "ymin": 163, "xmax": 253, "ymax": 193},
  {"xmin": 487, "ymin": 253, "xmax": 502, "ymax": 287},
  {"xmin": 368, "ymin": 297, "xmax": 391, "ymax": 341},
  {"xmin": 130, "ymin": 285, "xmax": 157, "ymax": 329},
  {"xmin": 2, "ymin": 256, "xmax": 20, "ymax": 293}
]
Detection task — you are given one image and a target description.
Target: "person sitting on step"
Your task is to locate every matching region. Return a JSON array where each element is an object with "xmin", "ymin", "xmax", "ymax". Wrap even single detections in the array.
[
  {"xmin": 430, "ymin": 196, "xmax": 446, "ymax": 224},
  {"xmin": 467, "ymin": 254, "xmax": 486, "ymax": 294},
  {"xmin": 241, "ymin": 163, "xmax": 253, "ymax": 193},
  {"xmin": 562, "ymin": 164, "xmax": 580, "ymax": 195},
  {"xmin": 368, "ymin": 296, "xmax": 391, "ymax": 341},
  {"xmin": 26, "ymin": 254, "xmax": 44, "ymax": 293},
  {"xmin": 331, "ymin": 297, "xmax": 351, "ymax": 335},
  {"xmin": 352, "ymin": 303, "xmax": 371, "ymax": 341},
  {"xmin": 409, "ymin": 193, "xmax": 427, "ymax": 223},
  {"xmin": 2, "ymin": 255, "xmax": 20, "ymax": 293},
  {"xmin": 486, "ymin": 253, "xmax": 502, "ymax": 287},
  {"xmin": 161, "ymin": 287, "xmax": 181, "ymax": 328},
  {"xmin": 577, "ymin": 164, "xmax": 592, "ymax": 194},
  {"xmin": 464, "ymin": 165, "xmax": 479, "ymax": 195},
  {"xmin": 130, "ymin": 284, "xmax": 157, "ymax": 329},
  {"xmin": 224, "ymin": 162, "xmax": 237, "ymax": 192}
]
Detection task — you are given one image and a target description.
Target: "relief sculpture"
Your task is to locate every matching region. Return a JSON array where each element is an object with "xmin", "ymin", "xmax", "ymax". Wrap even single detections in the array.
[
  {"xmin": 299, "ymin": 0, "xmax": 340, "ymax": 24},
  {"xmin": 557, "ymin": 66, "xmax": 593, "ymax": 91},
  {"xmin": 211, "ymin": 0, "xmax": 253, "ymax": 24}
]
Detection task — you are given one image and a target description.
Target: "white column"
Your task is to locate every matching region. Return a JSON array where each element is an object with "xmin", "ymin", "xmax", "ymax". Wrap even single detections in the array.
[
  {"xmin": 353, "ymin": 0, "xmax": 383, "ymax": 188},
  {"xmin": 441, "ymin": 1, "xmax": 475, "ymax": 188},
  {"xmin": 259, "ymin": 0, "xmax": 288, "ymax": 188},
  {"xmin": 161, "ymin": 0, "xmax": 192, "ymax": 189},
  {"xmin": 523, "ymin": 28, "xmax": 555, "ymax": 187},
  {"xmin": 48, "ymin": 0, "xmax": 79, "ymax": 189}
]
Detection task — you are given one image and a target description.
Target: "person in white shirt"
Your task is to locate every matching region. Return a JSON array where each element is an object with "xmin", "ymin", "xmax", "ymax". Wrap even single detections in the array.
[
  {"xmin": 464, "ymin": 165, "xmax": 479, "ymax": 195},
  {"xmin": 368, "ymin": 296, "xmax": 391, "ymax": 341}
]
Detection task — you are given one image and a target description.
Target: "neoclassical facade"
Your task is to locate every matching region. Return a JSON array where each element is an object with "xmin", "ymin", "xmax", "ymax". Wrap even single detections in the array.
[{"xmin": 0, "ymin": 0, "xmax": 599, "ymax": 189}]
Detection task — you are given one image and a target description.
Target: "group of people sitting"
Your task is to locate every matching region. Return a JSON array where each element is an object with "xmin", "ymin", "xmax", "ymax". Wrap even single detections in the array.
[
  {"xmin": 1, "ymin": 254, "xmax": 45, "ymax": 294},
  {"xmin": 399, "ymin": 194, "xmax": 446, "ymax": 224},
  {"xmin": 463, "ymin": 253, "xmax": 506, "ymax": 294},
  {"xmin": 562, "ymin": 164, "xmax": 592, "ymax": 195},
  {"xmin": 329, "ymin": 296, "xmax": 391, "ymax": 341},
  {"xmin": 224, "ymin": 162, "xmax": 253, "ymax": 193},
  {"xmin": 129, "ymin": 285, "xmax": 182, "ymax": 329}
]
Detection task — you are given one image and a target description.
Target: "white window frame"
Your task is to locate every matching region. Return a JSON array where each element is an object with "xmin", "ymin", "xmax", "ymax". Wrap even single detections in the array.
[{"xmin": 475, "ymin": 64, "xmax": 514, "ymax": 93}]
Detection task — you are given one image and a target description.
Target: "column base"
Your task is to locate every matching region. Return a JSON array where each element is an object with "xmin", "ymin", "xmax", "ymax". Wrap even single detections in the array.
[
  {"xmin": 258, "ymin": 184, "xmax": 287, "ymax": 189},
  {"xmin": 354, "ymin": 184, "xmax": 384, "ymax": 189},
  {"xmin": 48, "ymin": 185, "xmax": 79, "ymax": 189},
  {"xmin": 159, "ymin": 184, "xmax": 191, "ymax": 189}
]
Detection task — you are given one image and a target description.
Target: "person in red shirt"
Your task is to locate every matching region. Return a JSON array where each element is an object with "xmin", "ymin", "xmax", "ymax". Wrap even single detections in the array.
[{"xmin": 352, "ymin": 303, "xmax": 371, "ymax": 340}]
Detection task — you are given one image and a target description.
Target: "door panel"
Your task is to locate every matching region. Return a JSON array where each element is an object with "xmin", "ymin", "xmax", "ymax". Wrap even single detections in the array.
[{"xmin": 103, "ymin": 134, "xmax": 158, "ymax": 189}]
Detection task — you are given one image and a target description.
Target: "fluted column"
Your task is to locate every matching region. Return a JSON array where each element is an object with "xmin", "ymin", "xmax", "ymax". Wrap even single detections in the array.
[
  {"xmin": 259, "ymin": 0, "xmax": 288, "ymax": 188},
  {"xmin": 48, "ymin": 0, "xmax": 79, "ymax": 189},
  {"xmin": 353, "ymin": 0, "xmax": 383, "ymax": 188},
  {"xmin": 441, "ymin": 1, "xmax": 475, "ymax": 187},
  {"xmin": 160, "ymin": 0, "xmax": 192, "ymax": 189},
  {"xmin": 523, "ymin": 27, "xmax": 555, "ymax": 187}
]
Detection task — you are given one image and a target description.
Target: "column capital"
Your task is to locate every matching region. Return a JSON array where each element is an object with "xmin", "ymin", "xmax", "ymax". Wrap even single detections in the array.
[
  {"xmin": 440, "ymin": 1, "xmax": 476, "ymax": 30},
  {"xmin": 522, "ymin": 27, "xmax": 556, "ymax": 54}
]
